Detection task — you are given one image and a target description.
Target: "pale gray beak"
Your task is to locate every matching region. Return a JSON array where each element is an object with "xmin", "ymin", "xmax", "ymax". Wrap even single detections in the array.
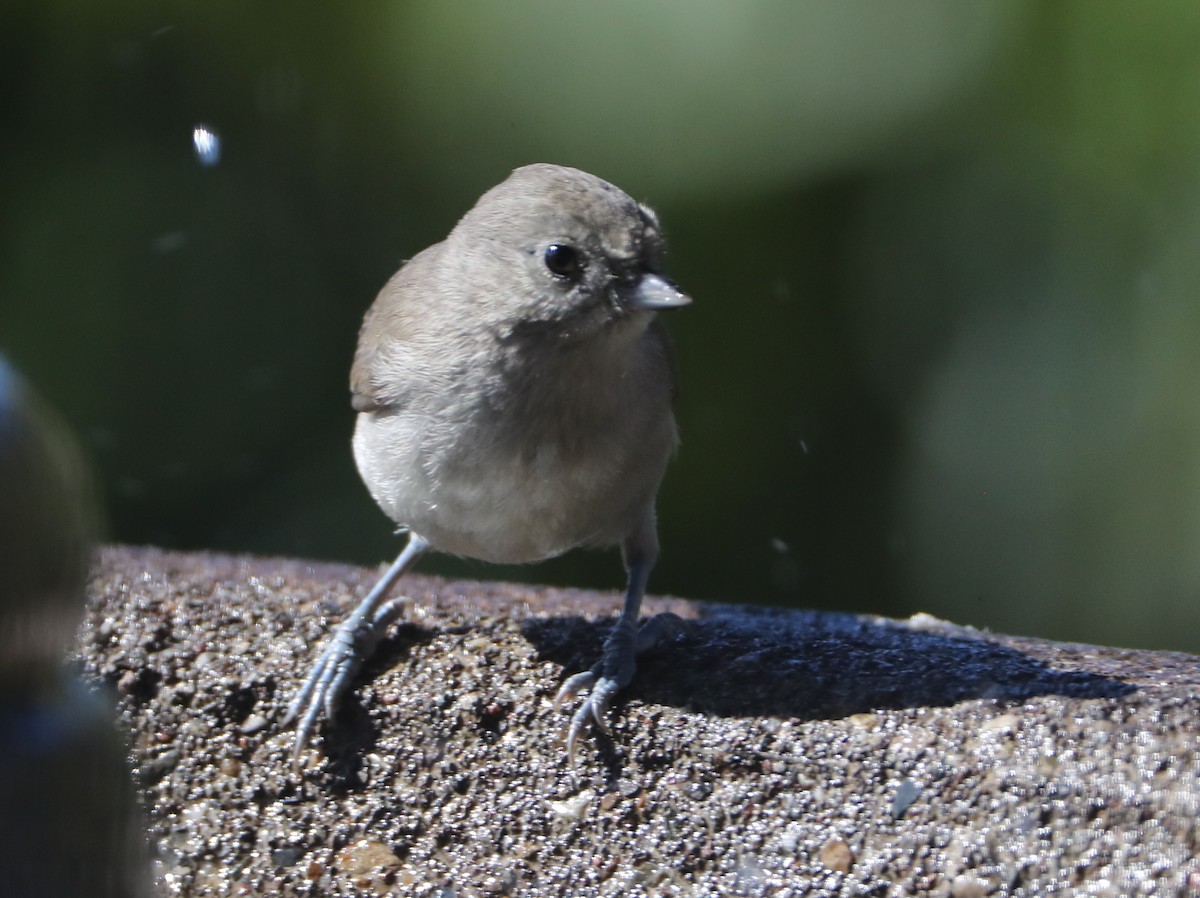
[{"xmin": 623, "ymin": 273, "xmax": 691, "ymax": 311}]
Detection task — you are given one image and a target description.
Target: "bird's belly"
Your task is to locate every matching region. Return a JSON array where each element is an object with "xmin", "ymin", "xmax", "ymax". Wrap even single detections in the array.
[{"xmin": 352, "ymin": 412, "xmax": 639, "ymax": 564}]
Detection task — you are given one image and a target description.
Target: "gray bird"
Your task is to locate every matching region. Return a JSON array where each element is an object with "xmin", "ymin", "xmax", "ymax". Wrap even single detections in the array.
[{"xmin": 286, "ymin": 163, "xmax": 690, "ymax": 758}]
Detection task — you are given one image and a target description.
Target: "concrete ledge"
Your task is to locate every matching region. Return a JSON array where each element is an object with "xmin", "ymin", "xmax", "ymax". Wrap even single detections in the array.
[{"xmin": 81, "ymin": 545, "xmax": 1200, "ymax": 896}]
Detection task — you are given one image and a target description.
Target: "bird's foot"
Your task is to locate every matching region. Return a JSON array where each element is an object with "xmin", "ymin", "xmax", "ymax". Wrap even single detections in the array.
[
  {"xmin": 554, "ymin": 612, "xmax": 688, "ymax": 759},
  {"xmin": 283, "ymin": 598, "xmax": 408, "ymax": 758}
]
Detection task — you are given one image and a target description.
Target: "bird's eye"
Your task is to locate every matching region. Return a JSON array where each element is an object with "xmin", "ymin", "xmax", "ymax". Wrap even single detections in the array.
[{"xmin": 544, "ymin": 244, "xmax": 582, "ymax": 280}]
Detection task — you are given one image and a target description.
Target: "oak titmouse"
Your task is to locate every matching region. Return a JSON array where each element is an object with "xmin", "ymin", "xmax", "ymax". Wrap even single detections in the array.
[{"xmin": 286, "ymin": 163, "xmax": 690, "ymax": 757}]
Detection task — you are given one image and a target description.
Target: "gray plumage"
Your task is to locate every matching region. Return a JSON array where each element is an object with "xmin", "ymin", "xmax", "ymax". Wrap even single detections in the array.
[{"xmin": 287, "ymin": 163, "xmax": 690, "ymax": 758}]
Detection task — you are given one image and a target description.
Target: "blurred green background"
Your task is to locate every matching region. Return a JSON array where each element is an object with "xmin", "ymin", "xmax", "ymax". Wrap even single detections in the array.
[{"xmin": 5, "ymin": 1, "xmax": 1200, "ymax": 652}]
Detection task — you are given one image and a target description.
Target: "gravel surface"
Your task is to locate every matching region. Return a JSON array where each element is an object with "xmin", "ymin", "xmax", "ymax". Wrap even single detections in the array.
[{"xmin": 79, "ymin": 545, "xmax": 1200, "ymax": 897}]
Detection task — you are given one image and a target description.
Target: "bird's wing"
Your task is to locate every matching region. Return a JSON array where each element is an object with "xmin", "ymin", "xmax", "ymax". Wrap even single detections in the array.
[{"xmin": 349, "ymin": 244, "xmax": 444, "ymax": 414}]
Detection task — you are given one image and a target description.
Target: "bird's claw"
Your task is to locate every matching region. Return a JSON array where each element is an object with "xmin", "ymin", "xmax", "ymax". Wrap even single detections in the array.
[
  {"xmin": 554, "ymin": 669, "xmax": 596, "ymax": 707},
  {"xmin": 283, "ymin": 616, "xmax": 379, "ymax": 758},
  {"xmin": 554, "ymin": 612, "xmax": 690, "ymax": 760},
  {"xmin": 557, "ymin": 673, "xmax": 621, "ymax": 761}
]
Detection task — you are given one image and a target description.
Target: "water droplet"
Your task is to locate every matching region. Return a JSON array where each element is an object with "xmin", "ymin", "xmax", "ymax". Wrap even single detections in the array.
[{"xmin": 192, "ymin": 125, "xmax": 221, "ymax": 166}]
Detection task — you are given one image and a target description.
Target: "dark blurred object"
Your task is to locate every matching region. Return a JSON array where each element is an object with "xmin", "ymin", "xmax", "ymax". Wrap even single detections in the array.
[
  {"xmin": 0, "ymin": 357, "xmax": 147, "ymax": 897},
  {"xmin": 0, "ymin": 358, "xmax": 96, "ymax": 684}
]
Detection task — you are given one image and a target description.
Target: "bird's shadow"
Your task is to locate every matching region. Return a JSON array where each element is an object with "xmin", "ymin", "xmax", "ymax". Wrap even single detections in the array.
[
  {"xmin": 314, "ymin": 605, "xmax": 1135, "ymax": 787},
  {"xmin": 522, "ymin": 605, "xmax": 1136, "ymax": 723}
]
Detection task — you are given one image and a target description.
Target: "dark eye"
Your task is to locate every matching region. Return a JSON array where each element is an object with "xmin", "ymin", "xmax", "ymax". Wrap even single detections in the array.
[{"xmin": 544, "ymin": 244, "xmax": 582, "ymax": 280}]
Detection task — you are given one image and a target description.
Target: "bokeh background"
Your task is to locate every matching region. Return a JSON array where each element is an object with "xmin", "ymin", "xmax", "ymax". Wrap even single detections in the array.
[{"xmin": 6, "ymin": 1, "xmax": 1200, "ymax": 652}]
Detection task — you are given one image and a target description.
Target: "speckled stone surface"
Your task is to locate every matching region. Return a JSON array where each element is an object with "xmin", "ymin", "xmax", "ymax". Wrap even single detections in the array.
[{"xmin": 79, "ymin": 545, "xmax": 1200, "ymax": 897}]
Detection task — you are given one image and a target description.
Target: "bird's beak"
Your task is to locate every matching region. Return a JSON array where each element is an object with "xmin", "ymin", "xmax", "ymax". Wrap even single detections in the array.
[{"xmin": 622, "ymin": 273, "xmax": 691, "ymax": 311}]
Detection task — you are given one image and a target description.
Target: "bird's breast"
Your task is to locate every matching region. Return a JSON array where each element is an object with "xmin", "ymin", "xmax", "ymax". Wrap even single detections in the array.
[{"xmin": 351, "ymin": 389, "xmax": 672, "ymax": 564}]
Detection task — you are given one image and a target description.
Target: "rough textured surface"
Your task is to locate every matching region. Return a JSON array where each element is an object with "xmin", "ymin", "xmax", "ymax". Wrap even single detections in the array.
[{"xmin": 79, "ymin": 545, "xmax": 1200, "ymax": 897}]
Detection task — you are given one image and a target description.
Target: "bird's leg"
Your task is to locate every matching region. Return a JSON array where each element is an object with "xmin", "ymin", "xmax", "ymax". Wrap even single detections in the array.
[
  {"xmin": 284, "ymin": 532, "xmax": 430, "ymax": 756},
  {"xmin": 556, "ymin": 513, "xmax": 683, "ymax": 758}
]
